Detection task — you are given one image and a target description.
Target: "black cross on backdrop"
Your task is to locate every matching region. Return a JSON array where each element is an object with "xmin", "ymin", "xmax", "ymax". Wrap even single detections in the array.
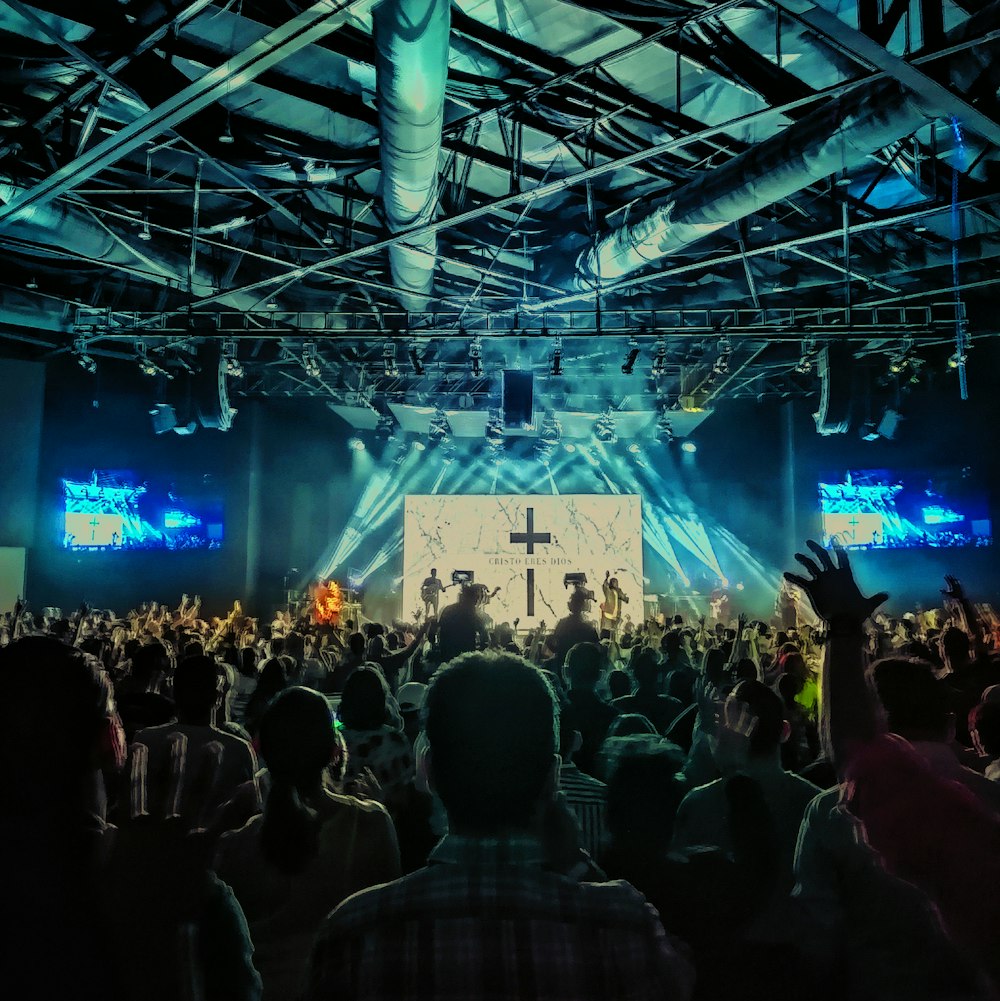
[{"xmin": 509, "ymin": 507, "xmax": 551, "ymax": 616}]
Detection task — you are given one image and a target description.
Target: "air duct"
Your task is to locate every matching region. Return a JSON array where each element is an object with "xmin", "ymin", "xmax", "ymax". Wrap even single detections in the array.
[
  {"xmin": 374, "ymin": 0, "xmax": 450, "ymax": 301},
  {"xmin": 0, "ymin": 178, "xmax": 258, "ymax": 309},
  {"xmin": 577, "ymin": 80, "xmax": 936, "ymax": 286},
  {"xmin": 575, "ymin": 6, "xmax": 997, "ymax": 287}
]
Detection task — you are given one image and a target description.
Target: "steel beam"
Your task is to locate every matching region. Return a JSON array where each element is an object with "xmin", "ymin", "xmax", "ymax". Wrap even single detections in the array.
[
  {"xmin": 0, "ymin": 0, "xmax": 377, "ymax": 228},
  {"xmin": 768, "ymin": 0, "xmax": 1000, "ymax": 146}
]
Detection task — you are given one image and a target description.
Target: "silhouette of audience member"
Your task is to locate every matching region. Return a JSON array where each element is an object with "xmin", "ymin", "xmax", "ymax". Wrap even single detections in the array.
[
  {"xmin": 671, "ymin": 680, "xmax": 820, "ymax": 908},
  {"xmin": 436, "ymin": 584, "xmax": 489, "ymax": 664},
  {"xmin": 338, "ymin": 666, "xmax": 414, "ymax": 814},
  {"xmin": 129, "ymin": 654, "xmax": 258, "ymax": 830},
  {"xmin": 565, "ymin": 641, "xmax": 618, "ymax": 776},
  {"xmin": 613, "ymin": 648, "xmax": 683, "ymax": 734},
  {"xmin": 306, "ymin": 651, "xmax": 693, "ymax": 1001},
  {"xmin": 548, "ymin": 588, "xmax": 600, "ymax": 670},
  {"xmin": 215, "ymin": 688, "xmax": 399, "ymax": 1000},
  {"xmin": 1, "ymin": 637, "xmax": 126, "ymax": 1001}
]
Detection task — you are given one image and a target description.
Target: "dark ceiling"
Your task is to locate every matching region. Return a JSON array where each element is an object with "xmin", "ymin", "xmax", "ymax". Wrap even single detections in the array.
[{"xmin": 0, "ymin": 0, "xmax": 997, "ymax": 426}]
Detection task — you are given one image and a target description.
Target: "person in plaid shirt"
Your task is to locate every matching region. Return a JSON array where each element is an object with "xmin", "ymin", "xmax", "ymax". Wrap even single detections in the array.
[{"xmin": 306, "ymin": 651, "xmax": 693, "ymax": 1001}]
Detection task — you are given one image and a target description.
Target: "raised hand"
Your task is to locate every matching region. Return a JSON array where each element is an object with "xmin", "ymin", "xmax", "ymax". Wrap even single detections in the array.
[
  {"xmin": 941, "ymin": 575, "xmax": 966, "ymax": 601},
  {"xmin": 784, "ymin": 539, "xmax": 888, "ymax": 624}
]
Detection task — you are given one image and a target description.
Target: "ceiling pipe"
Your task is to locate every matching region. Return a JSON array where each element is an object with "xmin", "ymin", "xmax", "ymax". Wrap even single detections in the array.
[
  {"xmin": 575, "ymin": 8, "xmax": 998, "ymax": 288},
  {"xmin": 374, "ymin": 0, "xmax": 450, "ymax": 302},
  {"xmin": 0, "ymin": 177, "xmax": 259, "ymax": 309}
]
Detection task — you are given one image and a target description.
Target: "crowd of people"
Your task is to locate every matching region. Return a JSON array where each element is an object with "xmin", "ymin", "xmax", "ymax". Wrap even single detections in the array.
[{"xmin": 2, "ymin": 546, "xmax": 1000, "ymax": 1000}]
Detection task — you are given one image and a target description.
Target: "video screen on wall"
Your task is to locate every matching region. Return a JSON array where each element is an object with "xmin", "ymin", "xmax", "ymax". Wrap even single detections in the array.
[
  {"xmin": 819, "ymin": 468, "xmax": 992, "ymax": 551},
  {"xmin": 62, "ymin": 470, "xmax": 224, "ymax": 552}
]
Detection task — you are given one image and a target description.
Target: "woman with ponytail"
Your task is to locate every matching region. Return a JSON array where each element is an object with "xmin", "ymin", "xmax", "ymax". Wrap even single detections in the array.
[{"xmin": 214, "ymin": 687, "xmax": 400, "ymax": 1000}]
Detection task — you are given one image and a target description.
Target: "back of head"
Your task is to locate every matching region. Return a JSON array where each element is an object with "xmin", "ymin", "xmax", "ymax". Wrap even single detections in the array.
[
  {"xmin": 0, "ymin": 637, "xmax": 110, "ymax": 814},
  {"xmin": 339, "ymin": 665, "xmax": 388, "ymax": 730},
  {"xmin": 607, "ymin": 668, "xmax": 631, "ymax": 699},
  {"xmin": 606, "ymin": 750, "xmax": 684, "ymax": 849},
  {"xmin": 566, "ymin": 641, "xmax": 602, "ymax": 690},
  {"xmin": 426, "ymin": 651, "xmax": 557, "ymax": 833},
  {"xmin": 869, "ymin": 657, "xmax": 949, "ymax": 740},
  {"xmin": 567, "ymin": 588, "xmax": 588, "ymax": 615},
  {"xmin": 730, "ymin": 679, "xmax": 786, "ymax": 757},
  {"xmin": 661, "ymin": 631, "xmax": 681, "ymax": 658},
  {"xmin": 283, "ymin": 631, "xmax": 304, "ymax": 663},
  {"xmin": 131, "ymin": 641, "xmax": 168, "ymax": 684},
  {"xmin": 172, "ymin": 655, "xmax": 220, "ymax": 721},
  {"xmin": 259, "ymin": 687, "xmax": 343, "ymax": 875},
  {"xmin": 607, "ymin": 713, "xmax": 657, "ymax": 738},
  {"xmin": 631, "ymin": 649, "xmax": 659, "ymax": 689},
  {"xmin": 237, "ymin": 647, "xmax": 257, "ymax": 679},
  {"xmin": 348, "ymin": 631, "xmax": 366, "ymax": 656}
]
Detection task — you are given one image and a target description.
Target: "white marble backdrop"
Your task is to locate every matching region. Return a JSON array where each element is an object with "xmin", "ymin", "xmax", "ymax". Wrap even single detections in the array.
[{"xmin": 403, "ymin": 494, "xmax": 642, "ymax": 626}]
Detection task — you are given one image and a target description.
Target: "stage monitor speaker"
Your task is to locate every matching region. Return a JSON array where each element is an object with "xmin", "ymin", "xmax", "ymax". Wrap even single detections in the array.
[
  {"xmin": 502, "ymin": 370, "xmax": 534, "ymax": 429},
  {"xmin": 814, "ymin": 342, "xmax": 854, "ymax": 435}
]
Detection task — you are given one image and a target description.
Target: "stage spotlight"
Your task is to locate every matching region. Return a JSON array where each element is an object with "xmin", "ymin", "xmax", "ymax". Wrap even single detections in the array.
[
  {"xmin": 712, "ymin": 335, "xmax": 732, "ymax": 376},
  {"xmin": 548, "ymin": 340, "xmax": 564, "ymax": 378},
  {"xmin": 888, "ymin": 337, "xmax": 914, "ymax": 375},
  {"xmin": 266, "ymin": 299, "xmax": 278, "ymax": 311},
  {"xmin": 301, "ymin": 341, "xmax": 322, "ymax": 378},
  {"xmin": 621, "ymin": 337, "xmax": 640, "ymax": 375},
  {"xmin": 375, "ymin": 413, "xmax": 397, "ymax": 440},
  {"xmin": 592, "ymin": 408, "xmax": 618, "ymax": 444},
  {"xmin": 485, "ymin": 409, "xmax": 505, "ymax": 460},
  {"xmin": 222, "ymin": 339, "xmax": 243, "ymax": 378},
  {"xmin": 348, "ymin": 437, "xmax": 365, "ymax": 451},
  {"xmin": 412, "ymin": 440, "xmax": 426, "ymax": 451},
  {"xmin": 736, "ymin": 581, "xmax": 745, "ymax": 591},
  {"xmin": 654, "ymin": 409, "xmax": 675, "ymax": 443},
  {"xmin": 681, "ymin": 440, "xmax": 697, "ymax": 453},
  {"xmin": 651, "ymin": 336, "xmax": 667, "ymax": 377},
  {"xmin": 26, "ymin": 276, "xmax": 38, "ymax": 290},
  {"xmin": 564, "ymin": 443, "xmax": 576, "ymax": 453},
  {"xmin": 218, "ymin": 112, "xmax": 235, "ymax": 144},
  {"xmin": 73, "ymin": 336, "xmax": 97, "ymax": 374},
  {"xmin": 382, "ymin": 341, "xmax": 400, "ymax": 378},
  {"xmin": 469, "ymin": 335, "xmax": 483, "ymax": 378},
  {"xmin": 948, "ymin": 351, "xmax": 966, "ymax": 369},
  {"xmin": 627, "ymin": 443, "xmax": 640, "ymax": 454},
  {"xmin": 138, "ymin": 217, "xmax": 152, "ymax": 241},
  {"xmin": 408, "ymin": 343, "xmax": 425, "ymax": 375},
  {"xmin": 794, "ymin": 337, "xmax": 817, "ymax": 375},
  {"xmin": 428, "ymin": 407, "xmax": 452, "ymax": 443}
]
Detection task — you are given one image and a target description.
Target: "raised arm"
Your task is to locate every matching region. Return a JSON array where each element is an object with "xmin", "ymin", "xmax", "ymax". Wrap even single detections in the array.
[{"xmin": 784, "ymin": 540, "xmax": 888, "ymax": 774}]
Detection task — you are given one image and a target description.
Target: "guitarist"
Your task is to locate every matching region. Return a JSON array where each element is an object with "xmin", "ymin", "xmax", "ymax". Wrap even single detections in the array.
[{"xmin": 421, "ymin": 568, "xmax": 447, "ymax": 619}]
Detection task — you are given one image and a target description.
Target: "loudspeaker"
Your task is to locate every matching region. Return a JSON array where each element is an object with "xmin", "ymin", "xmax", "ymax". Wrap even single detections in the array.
[
  {"xmin": 502, "ymin": 370, "xmax": 534, "ymax": 429},
  {"xmin": 814, "ymin": 342, "xmax": 854, "ymax": 435}
]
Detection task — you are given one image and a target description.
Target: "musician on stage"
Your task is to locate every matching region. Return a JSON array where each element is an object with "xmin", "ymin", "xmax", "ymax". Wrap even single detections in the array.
[
  {"xmin": 600, "ymin": 571, "xmax": 629, "ymax": 642},
  {"xmin": 421, "ymin": 568, "xmax": 446, "ymax": 619}
]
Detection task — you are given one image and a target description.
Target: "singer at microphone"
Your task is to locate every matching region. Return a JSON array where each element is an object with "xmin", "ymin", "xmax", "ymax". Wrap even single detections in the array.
[{"xmin": 600, "ymin": 570, "xmax": 629, "ymax": 642}]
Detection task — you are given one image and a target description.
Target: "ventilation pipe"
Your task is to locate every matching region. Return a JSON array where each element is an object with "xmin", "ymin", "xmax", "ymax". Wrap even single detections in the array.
[
  {"xmin": 575, "ymin": 7, "xmax": 997, "ymax": 288},
  {"xmin": 0, "ymin": 178, "xmax": 259, "ymax": 310},
  {"xmin": 374, "ymin": 0, "xmax": 450, "ymax": 301},
  {"xmin": 577, "ymin": 80, "xmax": 937, "ymax": 286}
]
